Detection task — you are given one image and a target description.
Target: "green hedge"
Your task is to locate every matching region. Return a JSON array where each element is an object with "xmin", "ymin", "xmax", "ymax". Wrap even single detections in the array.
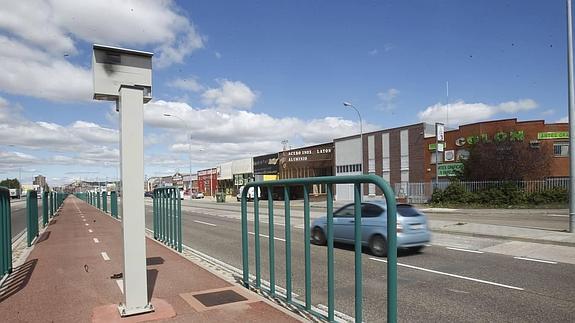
[{"xmin": 431, "ymin": 182, "xmax": 568, "ymax": 206}]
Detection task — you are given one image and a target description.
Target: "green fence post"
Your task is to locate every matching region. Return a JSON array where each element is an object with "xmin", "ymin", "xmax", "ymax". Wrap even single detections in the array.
[
  {"xmin": 111, "ymin": 191, "xmax": 118, "ymax": 218},
  {"xmin": 283, "ymin": 186, "xmax": 292, "ymax": 302},
  {"xmin": 49, "ymin": 191, "xmax": 53, "ymax": 218},
  {"xmin": 1, "ymin": 187, "xmax": 12, "ymax": 277},
  {"xmin": 303, "ymin": 184, "xmax": 311, "ymax": 310},
  {"xmin": 177, "ymin": 188, "xmax": 182, "ymax": 252},
  {"xmin": 326, "ymin": 184, "xmax": 335, "ymax": 322},
  {"xmin": 97, "ymin": 191, "xmax": 101, "ymax": 210},
  {"xmin": 267, "ymin": 186, "xmax": 275, "ymax": 295},
  {"xmin": 42, "ymin": 191, "xmax": 49, "ymax": 227},
  {"xmin": 254, "ymin": 191, "xmax": 261, "ymax": 288},
  {"xmin": 241, "ymin": 189, "xmax": 249, "ymax": 288},
  {"xmin": 102, "ymin": 191, "xmax": 107, "ymax": 213},
  {"xmin": 153, "ymin": 190, "xmax": 158, "ymax": 239},
  {"xmin": 27, "ymin": 190, "xmax": 39, "ymax": 247},
  {"xmin": 354, "ymin": 183, "xmax": 362, "ymax": 323}
]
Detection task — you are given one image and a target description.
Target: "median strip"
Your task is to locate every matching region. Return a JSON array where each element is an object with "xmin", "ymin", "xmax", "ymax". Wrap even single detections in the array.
[{"xmin": 370, "ymin": 257, "xmax": 524, "ymax": 291}]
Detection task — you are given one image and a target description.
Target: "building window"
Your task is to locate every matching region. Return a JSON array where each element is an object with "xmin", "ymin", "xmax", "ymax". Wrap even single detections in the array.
[{"xmin": 554, "ymin": 141, "xmax": 569, "ymax": 157}]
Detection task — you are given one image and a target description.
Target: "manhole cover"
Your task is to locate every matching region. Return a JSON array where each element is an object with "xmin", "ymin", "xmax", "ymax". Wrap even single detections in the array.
[{"xmin": 193, "ymin": 289, "xmax": 248, "ymax": 307}]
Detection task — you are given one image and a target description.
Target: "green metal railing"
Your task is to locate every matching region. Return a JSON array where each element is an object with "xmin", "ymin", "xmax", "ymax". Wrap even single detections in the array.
[
  {"xmin": 102, "ymin": 191, "xmax": 107, "ymax": 213},
  {"xmin": 27, "ymin": 190, "xmax": 39, "ymax": 247},
  {"xmin": 42, "ymin": 191, "xmax": 49, "ymax": 227},
  {"xmin": 240, "ymin": 174, "xmax": 397, "ymax": 323},
  {"xmin": 153, "ymin": 187, "xmax": 182, "ymax": 252},
  {"xmin": 96, "ymin": 191, "xmax": 101, "ymax": 209},
  {"xmin": 110, "ymin": 191, "xmax": 118, "ymax": 218},
  {"xmin": 1, "ymin": 187, "xmax": 12, "ymax": 277},
  {"xmin": 49, "ymin": 191, "xmax": 54, "ymax": 218}
]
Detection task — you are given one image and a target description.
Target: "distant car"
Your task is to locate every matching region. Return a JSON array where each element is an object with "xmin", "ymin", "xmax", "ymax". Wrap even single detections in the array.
[
  {"xmin": 191, "ymin": 192, "xmax": 204, "ymax": 199},
  {"xmin": 236, "ymin": 186, "xmax": 259, "ymax": 201},
  {"xmin": 144, "ymin": 191, "xmax": 153, "ymax": 198},
  {"xmin": 310, "ymin": 202, "xmax": 431, "ymax": 257}
]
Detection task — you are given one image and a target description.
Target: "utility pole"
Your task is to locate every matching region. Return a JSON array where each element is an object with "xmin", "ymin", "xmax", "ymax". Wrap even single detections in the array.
[{"xmin": 567, "ymin": 0, "xmax": 575, "ymax": 232}]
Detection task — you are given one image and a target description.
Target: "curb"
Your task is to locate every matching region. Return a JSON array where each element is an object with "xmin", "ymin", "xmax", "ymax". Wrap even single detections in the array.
[{"xmin": 431, "ymin": 228, "xmax": 575, "ymax": 247}]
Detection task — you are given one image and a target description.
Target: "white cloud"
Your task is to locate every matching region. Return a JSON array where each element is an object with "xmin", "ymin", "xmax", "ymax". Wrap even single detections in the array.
[
  {"xmin": 376, "ymin": 88, "xmax": 400, "ymax": 111},
  {"xmin": 202, "ymin": 80, "xmax": 258, "ymax": 110},
  {"xmin": 215, "ymin": 51, "xmax": 222, "ymax": 59},
  {"xmin": 417, "ymin": 99, "xmax": 538, "ymax": 126},
  {"xmin": 0, "ymin": 0, "xmax": 206, "ymax": 101},
  {"xmin": 143, "ymin": 99, "xmax": 377, "ymax": 165},
  {"xmin": 556, "ymin": 116, "xmax": 569, "ymax": 123},
  {"xmin": 368, "ymin": 49, "xmax": 378, "ymax": 56},
  {"xmin": 168, "ymin": 77, "xmax": 204, "ymax": 92}
]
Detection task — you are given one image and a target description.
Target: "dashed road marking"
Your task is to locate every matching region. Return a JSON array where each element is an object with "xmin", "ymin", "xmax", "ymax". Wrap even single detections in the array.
[
  {"xmin": 446, "ymin": 247, "xmax": 484, "ymax": 254},
  {"xmin": 248, "ymin": 231, "xmax": 286, "ymax": 242},
  {"xmin": 514, "ymin": 256, "xmax": 557, "ymax": 264},
  {"xmin": 193, "ymin": 220, "xmax": 217, "ymax": 227},
  {"xmin": 547, "ymin": 214, "xmax": 568, "ymax": 217},
  {"xmin": 370, "ymin": 257, "xmax": 524, "ymax": 291},
  {"xmin": 93, "ymin": 238, "xmax": 99, "ymax": 243},
  {"xmin": 82, "ymin": 219, "xmax": 86, "ymax": 222},
  {"xmin": 85, "ymin": 223, "xmax": 89, "ymax": 226},
  {"xmin": 88, "ymin": 229, "xmax": 93, "ymax": 233},
  {"xmin": 101, "ymin": 252, "xmax": 110, "ymax": 261}
]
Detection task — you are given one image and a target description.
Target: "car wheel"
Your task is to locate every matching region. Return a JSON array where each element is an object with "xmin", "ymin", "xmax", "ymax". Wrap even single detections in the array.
[
  {"xmin": 369, "ymin": 235, "xmax": 387, "ymax": 257},
  {"xmin": 311, "ymin": 227, "xmax": 327, "ymax": 245},
  {"xmin": 408, "ymin": 246, "xmax": 425, "ymax": 253}
]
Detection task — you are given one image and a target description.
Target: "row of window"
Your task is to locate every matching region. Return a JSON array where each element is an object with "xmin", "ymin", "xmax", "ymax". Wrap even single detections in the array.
[{"xmin": 336, "ymin": 164, "xmax": 362, "ymax": 173}]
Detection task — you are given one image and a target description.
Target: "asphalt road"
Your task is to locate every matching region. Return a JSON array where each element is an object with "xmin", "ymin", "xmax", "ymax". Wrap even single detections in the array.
[
  {"xmin": 142, "ymin": 202, "xmax": 575, "ymax": 322},
  {"xmin": 172, "ymin": 199, "xmax": 571, "ymax": 232},
  {"xmin": 9, "ymin": 198, "xmax": 44, "ymax": 239}
]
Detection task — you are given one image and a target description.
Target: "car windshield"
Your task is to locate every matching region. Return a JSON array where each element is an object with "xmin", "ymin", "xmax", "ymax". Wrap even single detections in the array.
[{"xmin": 396, "ymin": 205, "xmax": 422, "ymax": 217}]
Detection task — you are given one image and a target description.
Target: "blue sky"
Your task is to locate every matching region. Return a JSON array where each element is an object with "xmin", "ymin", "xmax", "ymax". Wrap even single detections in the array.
[{"xmin": 0, "ymin": 0, "xmax": 571, "ymax": 186}]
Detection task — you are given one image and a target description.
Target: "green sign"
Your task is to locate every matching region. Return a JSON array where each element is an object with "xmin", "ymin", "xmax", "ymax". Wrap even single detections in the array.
[
  {"xmin": 438, "ymin": 163, "xmax": 464, "ymax": 177},
  {"xmin": 537, "ymin": 131, "xmax": 569, "ymax": 140}
]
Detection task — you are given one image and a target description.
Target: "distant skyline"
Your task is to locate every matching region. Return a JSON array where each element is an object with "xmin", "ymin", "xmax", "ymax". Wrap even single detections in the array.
[{"xmin": 0, "ymin": 1, "xmax": 571, "ymax": 186}]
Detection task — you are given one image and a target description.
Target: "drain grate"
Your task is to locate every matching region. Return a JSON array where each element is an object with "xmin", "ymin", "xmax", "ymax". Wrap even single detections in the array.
[{"xmin": 193, "ymin": 289, "xmax": 248, "ymax": 307}]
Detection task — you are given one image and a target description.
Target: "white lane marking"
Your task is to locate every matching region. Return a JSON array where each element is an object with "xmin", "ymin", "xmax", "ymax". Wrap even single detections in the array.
[
  {"xmin": 193, "ymin": 220, "xmax": 217, "ymax": 227},
  {"xmin": 88, "ymin": 229, "xmax": 93, "ymax": 233},
  {"xmin": 101, "ymin": 252, "xmax": 110, "ymax": 261},
  {"xmin": 116, "ymin": 279, "xmax": 124, "ymax": 294},
  {"xmin": 85, "ymin": 223, "xmax": 89, "ymax": 226},
  {"xmin": 446, "ymin": 247, "xmax": 484, "ymax": 254},
  {"xmin": 248, "ymin": 231, "xmax": 286, "ymax": 242},
  {"xmin": 514, "ymin": 256, "xmax": 557, "ymax": 264},
  {"xmin": 82, "ymin": 219, "xmax": 86, "ymax": 222},
  {"xmin": 547, "ymin": 214, "xmax": 568, "ymax": 217},
  {"xmin": 93, "ymin": 238, "xmax": 99, "ymax": 243},
  {"xmin": 370, "ymin": 257, "xmax": 524, "ymax": 291}
]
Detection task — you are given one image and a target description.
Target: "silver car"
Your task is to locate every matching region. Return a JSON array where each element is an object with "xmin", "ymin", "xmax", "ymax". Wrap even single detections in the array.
[{"xmin": 311, "ymin": 201, "xmax": 431, "ymax": 257}]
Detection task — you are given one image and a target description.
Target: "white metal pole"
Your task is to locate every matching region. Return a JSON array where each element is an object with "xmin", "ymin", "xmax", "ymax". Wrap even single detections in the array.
[
  {"xmin": 567, "ymin": 0, "xmax": 575, "ymax": 233},
  {"xmin": 118, "ymin": 86, "xmax": 152, "ymax": 315}
]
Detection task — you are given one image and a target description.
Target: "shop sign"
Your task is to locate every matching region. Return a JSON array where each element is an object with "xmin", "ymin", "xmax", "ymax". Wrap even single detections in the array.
[
  {"xmin": 438, "ymin": 163, "xmax": 464, "ymax": 177},
  {"xmin": 284, "ymin": 145, "xmax": 333, "ymax": 162},
  {"xmin": 537, "ymin": 131, "xmax": 569, "ymax": 140},
  {"xmin": 454, "ymin": 130, "xmax": 524, "ymax": 147}
]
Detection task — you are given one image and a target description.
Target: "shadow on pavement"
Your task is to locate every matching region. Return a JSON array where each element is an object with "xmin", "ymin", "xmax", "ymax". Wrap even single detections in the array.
[
  {"xmin": 0, "ymin": 259, "xmax": 38, "ymax": 302},
  {"xmin": 146, "ymin": 257, "xmax": 165, "ymax": 266},
  {"xmin": 36, "ymin": 231, "xmax": 51, "ymax": 245},
  {"xmin": 147, "ymin": 269, "xmax": 158, "ymax": 301}
]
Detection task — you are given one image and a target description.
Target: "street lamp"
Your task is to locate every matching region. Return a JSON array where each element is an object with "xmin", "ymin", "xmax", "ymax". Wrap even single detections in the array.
[
  {"xmin": 163, "ymin": 113, "xmax": 193, "ymax": 195},
  {"xmin": 343, "ymin": 101, "xmax": 364, "ymax": 199}
]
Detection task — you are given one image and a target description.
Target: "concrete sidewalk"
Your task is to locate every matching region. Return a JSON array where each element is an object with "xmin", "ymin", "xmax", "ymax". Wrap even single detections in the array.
[{"xmin": 0, "ymin": 196, "xmax": 302, "ymax": 323}]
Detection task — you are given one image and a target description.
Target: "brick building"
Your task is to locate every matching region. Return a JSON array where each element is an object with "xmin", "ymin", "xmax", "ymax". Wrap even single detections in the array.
[{"xmin": 424, "ymin": 119, "xmax": 569, "ymax": 182}]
